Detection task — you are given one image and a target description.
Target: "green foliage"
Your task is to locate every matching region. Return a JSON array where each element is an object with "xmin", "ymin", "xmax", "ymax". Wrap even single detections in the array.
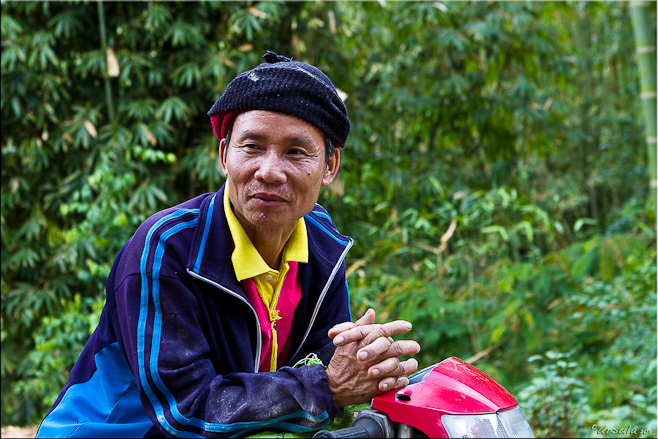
[
  {"xmin": 2, "ymin": 294, "xmax": 103, "ymax": 424},
  {"xmin": 520, "ymin": 250, "xmax": 656, "ymax": 438},
  {"xmin": 2, "ymin": 1, "xmax": 655, "ymax": 435},
  {"xmin": 519, "ymin": 351, "xmax": 589, "ymax": 438}
]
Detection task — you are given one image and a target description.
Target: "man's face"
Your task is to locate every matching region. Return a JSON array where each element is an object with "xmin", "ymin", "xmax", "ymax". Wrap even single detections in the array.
[{"xmin": 220, "ymin": 110, "xmax": 340, "ymax": 238}]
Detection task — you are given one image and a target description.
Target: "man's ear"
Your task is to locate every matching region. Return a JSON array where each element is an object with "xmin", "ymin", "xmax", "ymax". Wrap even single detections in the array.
[
  {"xmin": 219, "ymin": 138, "xmax": 229, "ymax": 177},
  {"xmin": 322, "ymin": 148, "xmax": 341, "ymax": 186}
]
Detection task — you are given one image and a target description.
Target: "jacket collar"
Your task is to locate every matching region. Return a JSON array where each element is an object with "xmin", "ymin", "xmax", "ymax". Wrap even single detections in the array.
[{"xmin": 187, "ymin": 183, "xmax": 352, "ymax": 299}]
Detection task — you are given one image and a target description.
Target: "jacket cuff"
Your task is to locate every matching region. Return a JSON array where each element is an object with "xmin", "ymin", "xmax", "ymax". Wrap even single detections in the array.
[{"xmin": 309, "ymin": 364, "xmax": 344, "ymax": 419}]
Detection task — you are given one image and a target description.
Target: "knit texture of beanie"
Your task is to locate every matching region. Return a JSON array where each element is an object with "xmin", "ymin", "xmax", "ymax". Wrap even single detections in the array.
[{"xmin": 207, "ymin": 51, "xmax": 350, "ymax": 148}]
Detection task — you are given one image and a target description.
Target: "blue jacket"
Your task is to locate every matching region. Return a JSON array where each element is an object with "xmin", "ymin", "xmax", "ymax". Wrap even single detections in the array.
[{"xmin": 37, "ymin": 184, "xmax": 354, "ymax": 438}]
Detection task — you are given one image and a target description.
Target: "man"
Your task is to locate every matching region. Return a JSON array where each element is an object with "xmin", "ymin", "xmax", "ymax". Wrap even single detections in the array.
[{"xmin": 37, "ymin": 51, "xmax": 420, "ymax": 438}]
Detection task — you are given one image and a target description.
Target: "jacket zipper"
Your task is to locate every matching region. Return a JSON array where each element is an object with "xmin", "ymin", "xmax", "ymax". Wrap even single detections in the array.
[
  {"xmin": 186, "ymin": 269, "xmax": 262, "ymax": 373},
  {"xmin": 288, "ymin": 238, "xmax": 354, "ymax": 362}
]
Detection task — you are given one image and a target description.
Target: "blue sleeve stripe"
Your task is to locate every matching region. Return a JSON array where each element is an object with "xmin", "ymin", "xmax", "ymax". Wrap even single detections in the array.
[
  {"xmin": 305, "ymin": 215, "xmax": 349, "ymax": 246},
  {"xmin": 138, "ymin": 211, "xmax": 203, "ymax": 437},
  {"xmin": 149, "ymin": 220, "xmax": 201, "ymax": 434},
  {"xmin": 193, "ymin": 194, "xmax": 216, "ymax": 272},
  {"xmin": 138, "ymin": 210, "xmax": 331, "ymax": 436},
  {"xmin": 345, "ymin": 279, "xmax": 353, "ymax": 322}
]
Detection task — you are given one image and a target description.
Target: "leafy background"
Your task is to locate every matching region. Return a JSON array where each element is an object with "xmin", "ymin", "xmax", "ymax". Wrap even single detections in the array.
[{"xmin": 1, "ymin": 2, "xmax": 656, "ymax": 437}]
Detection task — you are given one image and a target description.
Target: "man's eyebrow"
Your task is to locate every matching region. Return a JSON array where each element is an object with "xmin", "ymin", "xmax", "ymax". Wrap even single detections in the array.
[
  {"xmin": 235, "ymin": 130, "xmax": 266, "ymax": 141},
  {"xmin": 285, "ymin": 135, "xmax": 318, "ymax": 146},
  {"xmin": 236, "ymin": 130, "xmax": 318, "ymax": 146}
]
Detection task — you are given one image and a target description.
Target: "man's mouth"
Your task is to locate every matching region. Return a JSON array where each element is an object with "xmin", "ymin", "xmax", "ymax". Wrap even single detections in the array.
[{"xmin": 251, "ymin": 192, "xmax": 288, "ymax": 205}]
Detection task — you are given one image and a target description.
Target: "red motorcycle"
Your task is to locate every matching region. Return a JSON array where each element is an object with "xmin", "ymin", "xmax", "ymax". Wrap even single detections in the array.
[{"xmin": 314, "ymin": 357, "xmax": 535, "ymax": 438}]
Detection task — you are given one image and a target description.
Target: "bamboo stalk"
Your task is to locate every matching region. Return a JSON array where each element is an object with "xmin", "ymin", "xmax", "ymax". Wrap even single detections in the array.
[{"xmin": 630, "ymin": 1, "xmax": 657, "ymax": 204}]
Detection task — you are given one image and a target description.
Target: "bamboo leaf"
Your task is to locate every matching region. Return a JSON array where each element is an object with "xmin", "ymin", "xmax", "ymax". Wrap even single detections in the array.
[
  {"xmin": 482, "ymin": 225, "xmax": 510, "ymax": 241},
  {"xmin": 574, "ymin": 218, "xmax": 597, "ymax": 233},
  {"xmin": 106, "ymin": 48, "xmax": 119, "ymax": 77},
  {"xmin": 1, "ymin": 14, "xmax": 23, "ymax": 39},
  {"xmin": 83, "ymin": 120, "xmax": 97, "ymax": 138}
]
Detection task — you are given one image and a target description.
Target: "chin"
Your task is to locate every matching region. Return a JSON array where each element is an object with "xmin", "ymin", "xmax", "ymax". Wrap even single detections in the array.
[{"xmin": 248, "ymin": 211, "xmax": 292, "ymax": 228}]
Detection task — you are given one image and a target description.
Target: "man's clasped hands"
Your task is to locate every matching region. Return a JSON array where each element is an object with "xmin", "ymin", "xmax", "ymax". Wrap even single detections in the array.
[{"xmin": 325, "ymin": 308, "xmax": 422, "ymax": 407}]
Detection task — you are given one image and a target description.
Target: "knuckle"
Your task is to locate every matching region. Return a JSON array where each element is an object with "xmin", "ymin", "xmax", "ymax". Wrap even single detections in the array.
[
  {"xmin": 363, "ymin": 325, "xmax": 385, "ymax": 344},
  {"xmin": 402, "ymin": 359, "xmax": 418, "ymax": 375},
  {"xmin": 385, "ymin": 357, "xmax": 399, "ymax": 370},
  {"xmin": 389, "ymin": 342, "xmax": 405, "ymax": 356},
  {"xmin": 375, "ymin": 324, "xmax": 388, "ymax": 337},
  {"xmin": 350, "ymin": 326, "xmax": 368, "ymax": 340},
  {"xmin": 379, "ymin": 322, "xmax": 396, "ymax": 336}
]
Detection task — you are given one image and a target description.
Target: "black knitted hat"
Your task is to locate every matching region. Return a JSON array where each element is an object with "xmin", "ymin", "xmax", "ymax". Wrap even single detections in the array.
[{"xmin": 208, "ymin": 50, "xmax": 350, "ymax": 148}]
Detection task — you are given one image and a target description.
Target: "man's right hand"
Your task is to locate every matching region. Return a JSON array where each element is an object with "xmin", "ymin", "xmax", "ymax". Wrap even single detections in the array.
[{"xmin": 325, "ymin": 309, "xmax": 421, "ymax": 408}]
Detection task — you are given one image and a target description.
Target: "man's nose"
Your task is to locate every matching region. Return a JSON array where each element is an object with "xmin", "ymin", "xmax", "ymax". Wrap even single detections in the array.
[{"xmin": 254, "ymin": 151, "xmax": 287, "ymax": 184}]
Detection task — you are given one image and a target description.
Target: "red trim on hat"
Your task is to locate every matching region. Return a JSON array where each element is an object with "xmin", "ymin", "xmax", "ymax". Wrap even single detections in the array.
[
  {"xmin": 210, "ymin": 110, "xmax": 242, "ymax": 142},
  {"xmin": 210, "ymin": 114, "xmax": 222, "ymax": 141}
]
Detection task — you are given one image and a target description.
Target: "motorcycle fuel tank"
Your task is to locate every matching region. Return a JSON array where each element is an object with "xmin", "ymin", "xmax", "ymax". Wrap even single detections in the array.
[{"xmin": 371, "ymin": 357, "xmax": 533, "ymax": 438}]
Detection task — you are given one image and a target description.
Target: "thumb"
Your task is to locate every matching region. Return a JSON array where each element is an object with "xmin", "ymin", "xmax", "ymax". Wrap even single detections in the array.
[{"xmin": 354, "ymin": 308, "xmax": 376, "ymax": 326}]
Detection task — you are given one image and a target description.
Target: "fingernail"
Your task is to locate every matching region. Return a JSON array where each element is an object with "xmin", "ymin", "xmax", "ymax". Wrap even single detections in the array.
[
  {"xmin": 382, "ymin": 383, "xmax": 389, "ymax": 390},
  {"xmin": 358, "ymin": 350, "xmax": 368, "ymax": 360},
  {"xmin": 371, "ymin": 368, "xmax": 380, "ymax": 377},
  {"xmin": 334, "ymin": 336, "xmax": 344, "ymax": 345}
]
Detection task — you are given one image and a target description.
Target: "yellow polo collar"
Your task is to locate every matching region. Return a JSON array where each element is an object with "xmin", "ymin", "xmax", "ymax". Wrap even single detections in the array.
[{"xmin": 223, "ymin": 182, "xmax": 308, "ymax": 281}]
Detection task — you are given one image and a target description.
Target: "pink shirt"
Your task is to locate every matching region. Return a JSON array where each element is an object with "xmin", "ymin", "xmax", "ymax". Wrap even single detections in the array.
[{"xmin": 242, "ymin": 262, "xmax": 302, "ymax": 372}]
